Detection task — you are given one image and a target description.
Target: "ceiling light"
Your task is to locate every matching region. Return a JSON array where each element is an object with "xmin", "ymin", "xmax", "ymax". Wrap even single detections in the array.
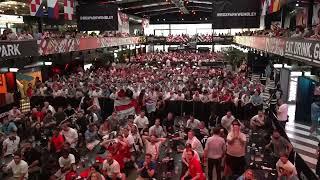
[
  {"xmin": 9, "ymin": 68, "xmax": 19, "ymax": 72},
  {"xmin": 44, "ymin": 62, "xmax": 52, "ymax": 66},
  {"xmin": 296, "ymin": 3, "xmax": 299, "ymax": 7}
]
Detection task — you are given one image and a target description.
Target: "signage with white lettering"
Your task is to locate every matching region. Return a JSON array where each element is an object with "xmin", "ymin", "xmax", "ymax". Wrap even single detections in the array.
[
  {"xmin": 0, "ymin": 40, "xmax": 38, "ymax": 60},
  {"xmin": 212, "ymin": 0, "xmax": 260, "ymax": 29},
  {"xmin": 235, "ymin": 36, "xmax": 320, "ymax": 66},
  {"xmin": 76, "ymin": 3, "xmax": 119, "ymax": 31}
]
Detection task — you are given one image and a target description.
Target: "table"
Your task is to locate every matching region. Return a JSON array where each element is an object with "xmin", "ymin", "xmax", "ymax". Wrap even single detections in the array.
[{"xmin": 245, "ymin": 129, "xmax": 278, "ymax": 180}]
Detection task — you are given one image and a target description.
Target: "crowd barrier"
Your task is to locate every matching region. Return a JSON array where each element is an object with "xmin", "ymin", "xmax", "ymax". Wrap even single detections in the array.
[{"xmin": 30, "ymin": 96, "xmax": 263, "ymax": 123}]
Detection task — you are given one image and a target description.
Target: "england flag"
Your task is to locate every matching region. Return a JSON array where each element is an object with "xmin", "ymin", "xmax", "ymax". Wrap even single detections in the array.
[{"xmin": 64, "ymin": 0, "xmax": 74, "ymax": 20}]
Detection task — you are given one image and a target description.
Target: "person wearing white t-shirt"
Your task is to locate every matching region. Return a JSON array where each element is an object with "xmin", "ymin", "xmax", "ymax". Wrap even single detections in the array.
[
  {"xmin": 134, "ymin": 111, "xmax": 149, "ymax": 131},
  {"xmin": 3, "ymin": 153, "xmax": 28, "ymax": 180},
  {"xmin": 276, "ymin": 153, "xmax": 297, "ymax": 178},
  {"xmin": 250, "ymin": 110, "xmax": 265, "ymax": 129},
  {"xmin": 123, "ymin": 128, "xmax": 135, "ymax": 153},
  {"xmin": 186, "ymin": 130, "xmax": 204, "ymax": 158},
  {"xmin": 52, "ymin": 151, "xmax": 76, "ymax": 179},
  {"xmin": 142, "ymin": 135, "xmax": 167, "ymax": 160},
  {"xmin": 61, "ymin": 123, "xmax": 78, "ymax": 148},
  {"xmin": 186, "ymin": 115, "xmax": 201, "ymax": 129},
  {"xmin": 221, "ymin": 111, "xmax": 235, "ymax": 132},
  {"xmin": 175, "ymin": 91, "xmax": 185, "ymax": 100},
  {"xmin": 2, "ymin": 133, "xmax": 20, "ymax": 157},
  {"xmin": 192, "ymin": 91, "xmax": 202, "ymax": 101},
  {"xmin": 102, "ymin": 153, "xmax": 124, "ymax": 180},
  {"xmin": 43, "ymin": 101, "xmax": 56, "ymax": 115},
  {"xmin": 225, "ymin": 121, "xmax": 247, "ymax": 176},
  {"xmin": 277, "ymin": 99, "xmax": 288, "ymax": 129}
]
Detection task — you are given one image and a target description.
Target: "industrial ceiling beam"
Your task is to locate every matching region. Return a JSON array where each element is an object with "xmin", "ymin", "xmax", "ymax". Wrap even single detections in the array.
[{"xmin": 171, "ymin": 0, "xmax": 189, "ymax": 14}]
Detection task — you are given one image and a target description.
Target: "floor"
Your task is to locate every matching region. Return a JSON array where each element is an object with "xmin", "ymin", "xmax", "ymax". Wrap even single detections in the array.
[{"xmin": 285, "ymin": 104, "xmax": 318, "ymax": 173}]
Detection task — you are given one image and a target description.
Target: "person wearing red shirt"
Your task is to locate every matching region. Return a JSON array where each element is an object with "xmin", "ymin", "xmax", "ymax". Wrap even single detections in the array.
[
  {"xmin": 49, "ymin": 128, "xmax": 65, "ymax": 153},
  {"xmin": 181, "ymin": 150, "xmax": 205, "ymax": 180},
  {"xmin": 31, "ymin": 107, "xmax": 44, "ymax": 122},
  {"xmin": 26, "ymin": 83, "xmax": 33, "ymax": 98}
]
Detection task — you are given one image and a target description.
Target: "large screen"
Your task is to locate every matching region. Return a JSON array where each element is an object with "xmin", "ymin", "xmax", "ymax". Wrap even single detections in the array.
[
  {"xmin": 212, "ymin": 0, "xmax": 260, "ymax": 29},
  {"xmin": 76, "ymin": 3, "xmax": 118, "ymax": 31}
]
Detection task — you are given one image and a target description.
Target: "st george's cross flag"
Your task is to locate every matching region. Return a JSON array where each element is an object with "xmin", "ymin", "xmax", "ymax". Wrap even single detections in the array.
[
  {"xmin": 29, "ymin": 0, "xmax": 44, "ymax": 17},
  {"xmin": 64, "ymin": 0, "xmax": 74, "ymax": 20},
  {"xmin": 47, "ymin": 0, "xmax": 59, "ymax": 19}
]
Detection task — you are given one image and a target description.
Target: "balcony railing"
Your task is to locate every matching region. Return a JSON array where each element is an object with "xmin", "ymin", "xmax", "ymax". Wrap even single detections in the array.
[{"xmin": 0, "ymin": 36, "xmax": 145, "ymax": 60}]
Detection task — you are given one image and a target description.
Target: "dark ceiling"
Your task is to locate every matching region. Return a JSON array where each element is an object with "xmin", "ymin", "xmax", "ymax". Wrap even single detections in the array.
[
  {"xmin": 117, "ymin": 0, "xmax": 213, "ymax": 23},
  {"xmin": 118, "ymin": 0, "xmax": 212, "ymax": 17},
  {"xmin": 0, "ymin": 0, "xmax": 212, "ymax": 23}
]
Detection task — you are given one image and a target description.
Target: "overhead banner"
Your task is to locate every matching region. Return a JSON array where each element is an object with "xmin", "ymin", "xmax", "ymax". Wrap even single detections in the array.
[
  {"xmin": 212, "ymin": 0, "xmax": 260, "ymax": 29},
  {"xmin": 235, "ymin": 36, "xmax": 320, "ymax": 66},
  {"xmin": 38, "ymin": 37, "xmax": 144, "ymax": 55},
  {"xmin": 146, "ymin": 36, "xmax": 166, "ymax": 44},
  {"xmin": 76, "ymin": 3, "xmax": 118, "ymax": 31},
  {"xmin": 0, "ymin": 40, "xmax": 39, "ymax": 60}
]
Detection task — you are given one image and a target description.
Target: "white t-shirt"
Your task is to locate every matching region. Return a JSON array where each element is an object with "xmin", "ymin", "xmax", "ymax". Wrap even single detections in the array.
[
  {"xmin": 102, "ymin": 159, "xmax": 122, "ymax": 178},
  {"xmin": 186, "ymin": 119, "xmax": 201, "ymax": 129},
  {"xmin": 226, "ymin": 132, "xmax": 246, "ymax": 157},
  {"xmin": 221, "ymin": 115, "xmax": 235, "ymax": 131},
  {"xmin": 48, "ymin": 105, "xmax": 56, "ymax": 114},
  {"xmin": 186, "ymin": 136, "xmax": 204, "ymax": 157},
  {"xmin": 134, "ymin": 116, "xmax": 149, "ymax": 129},
  {"xmin": 61, "ymin": 128, "xmax": 78, "ymax": 148},
  {"xmin": 125, "ymin": 134, "xmax": 135, "ymax": 152},
  {"xmin": 175, "ymin": 94, "xmax": 185, "ymax": 100},
  {"xmin": 278, "ymin": 104, "xmax": 288, "ymax": 121},
  {"xmin": 250, "ymin": 115, "xmax": 265, "ymax": 126},
  {"xmin": 145, "ymin": 141, "xmax": 162, "ymax": 160},
  {"xmin": 6, "ymin": 159, "xmax": 28, "ymax": 179},
  {"xmin": 3, "ymin": 136, "xmax": 20, "ymax": 156},
  {"xmin": 59, "ymin": 154, "xmax": 75, "ymax": 168},
  {"xmin": 276, "ymin": 160, "xmax": 297, "ymax": 176}
]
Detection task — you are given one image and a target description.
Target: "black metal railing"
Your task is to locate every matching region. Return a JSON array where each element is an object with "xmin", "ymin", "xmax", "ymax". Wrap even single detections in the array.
[{"xmin": 268, "ymin": 110, "xmax": 318, "ymax": 180}]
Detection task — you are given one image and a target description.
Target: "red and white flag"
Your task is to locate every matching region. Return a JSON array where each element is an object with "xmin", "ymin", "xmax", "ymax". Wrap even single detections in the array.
[
  {"xmin": 29, "ymin": 0, "xmax": 44, "ymax": 17},
  {"xmin": 110, "ymin": 90, "xmax": 136, "ymax": 118},
  {"xmin": 113, "ymin": 98, "xmax": 136, "ymax": 117},
  {"xmin": 64, "ymin": 0, "xmax": 74, "ymax": 20}
]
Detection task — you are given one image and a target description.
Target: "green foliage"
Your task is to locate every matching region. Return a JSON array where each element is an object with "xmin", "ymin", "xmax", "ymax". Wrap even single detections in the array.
[{"xmin": 222, "ymin": 47, "xmax": 247, "ymax": 70}]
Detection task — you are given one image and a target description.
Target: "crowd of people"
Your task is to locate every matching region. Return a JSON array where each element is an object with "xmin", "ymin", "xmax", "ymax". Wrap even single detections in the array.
[
  {"xmin": 149, "ymin": 33, "xmax": 230, "ymax": 43},
  {"xmin": 0, "ymin": 28, "xmax": 134, "ymax": 41},
  {"xmin": 237, "ymin": 24, "xmax": 320, "ymax": 40},
  {"xmin": 130, "ymin": 52, "xmax": 224, "ymax": 63},
  {"xmin": 0, "ymin": 51, "xmax": 300, "ymax": 180}
]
